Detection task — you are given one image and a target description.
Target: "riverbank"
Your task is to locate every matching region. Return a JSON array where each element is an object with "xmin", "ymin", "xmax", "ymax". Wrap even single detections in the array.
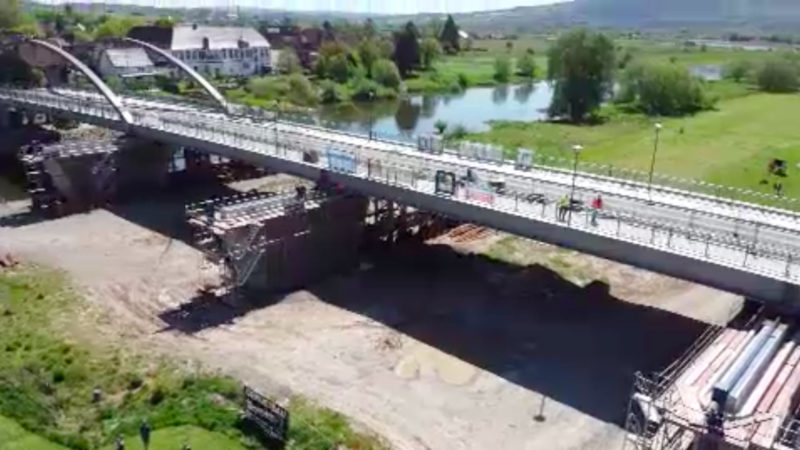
[
  {"xmin": 0, "ymin": 264, "xmax": 386, "ymax": 449},
  {"xmin": 467, "ymin": 91, "xmax": 800, "ymax": 203}
]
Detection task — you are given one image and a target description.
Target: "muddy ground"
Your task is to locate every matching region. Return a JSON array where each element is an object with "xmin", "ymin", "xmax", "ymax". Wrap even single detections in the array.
[{"xmin": 0, "ymin": 179, "xmax": 742, "ymax": 450}]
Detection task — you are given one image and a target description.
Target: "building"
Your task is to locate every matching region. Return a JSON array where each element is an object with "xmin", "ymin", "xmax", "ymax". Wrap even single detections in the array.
[
  {"xmin": 128, "ymin": 24, "xmax": 272, "ymax": 78},
  {"xmin": 97, "ymin": 47, "xmax": 164, "ymax": 79}
]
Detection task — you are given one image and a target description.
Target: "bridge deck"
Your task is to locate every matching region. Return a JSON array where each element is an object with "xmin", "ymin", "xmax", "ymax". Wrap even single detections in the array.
[{"xmin": 3, "ymin": 87, "xmax": 799, "ymax": 308}]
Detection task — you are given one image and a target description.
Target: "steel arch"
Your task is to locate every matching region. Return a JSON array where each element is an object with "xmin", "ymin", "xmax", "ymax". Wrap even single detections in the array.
[
  {"xmin": 123, "ymin": 37, "xmax": 230, "ymax": 114},
  {"xmin": 27, "ymin": 39, "xmax": 133, "ymax": 125}
]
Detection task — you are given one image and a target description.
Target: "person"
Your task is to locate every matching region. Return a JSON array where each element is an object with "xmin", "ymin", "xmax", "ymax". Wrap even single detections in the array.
[
  {"xmin": 590, "ymin": 194, "xmax": 603, "ymax": 226},
  {"xmin": 139, "ymin": 420, "xmax": 151, "ymax": 450},
  {"xmin": 557, "ymin": 195, "xmax": 570, "ymax": 222}
]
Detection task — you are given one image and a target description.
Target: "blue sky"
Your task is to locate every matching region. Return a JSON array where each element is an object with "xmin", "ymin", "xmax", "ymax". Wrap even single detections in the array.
[{"xmin": 49, "ymin": 0, "xmax": 565, "ymax": 15}]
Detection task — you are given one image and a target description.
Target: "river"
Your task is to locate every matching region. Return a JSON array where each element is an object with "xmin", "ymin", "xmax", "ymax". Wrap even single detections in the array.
[{"xmin": 316, "ymin": 82, "xmax": 555, "ymax": 139}]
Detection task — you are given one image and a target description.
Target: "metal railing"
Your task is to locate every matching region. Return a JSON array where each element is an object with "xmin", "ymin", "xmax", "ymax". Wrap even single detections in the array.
[{"xmin": 4, "ymin": 87, "xmax": 800, "ymax": 284}]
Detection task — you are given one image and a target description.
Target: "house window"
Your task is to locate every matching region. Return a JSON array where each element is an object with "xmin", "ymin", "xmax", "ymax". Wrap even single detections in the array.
[{"xmin": 193, "ymin": 50, "xmax": 198, "ymax": 60}]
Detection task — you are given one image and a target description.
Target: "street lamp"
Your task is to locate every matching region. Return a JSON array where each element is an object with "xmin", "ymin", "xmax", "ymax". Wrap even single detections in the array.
[
  {"xmin": 647, "ymin": 122, "xmax": 663, "ymax": 202},
  {"xmin": 568, "ymin": 144, "xmax": 583, "ymax": 226}
]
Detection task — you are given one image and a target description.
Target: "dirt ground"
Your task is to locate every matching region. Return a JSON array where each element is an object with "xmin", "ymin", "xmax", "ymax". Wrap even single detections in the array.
[{"xmin": 0, "ymin": 181, "xmax": 743, "ymax": 450}]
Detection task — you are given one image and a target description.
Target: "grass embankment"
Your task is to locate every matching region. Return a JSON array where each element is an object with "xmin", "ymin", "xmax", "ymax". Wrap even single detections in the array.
[
  {"xmin": 469, "ymin": 92, "xmax": 800, "ymax": 201},
  {"xmin": 0, "ymin": 266, "xmax": 386, "ymax": 449}
]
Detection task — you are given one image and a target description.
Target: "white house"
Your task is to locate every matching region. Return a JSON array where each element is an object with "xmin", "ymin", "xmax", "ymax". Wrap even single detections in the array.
[
  {"xmin": 97, "ymin": 47, "xmax": 164, "ymax": 79},
  {"xmin": 128, "ymin": 24, "xmax": 272, "ymax": 78}
]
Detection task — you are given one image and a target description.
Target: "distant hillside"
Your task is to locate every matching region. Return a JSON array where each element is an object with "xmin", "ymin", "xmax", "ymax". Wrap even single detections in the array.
[{"xmin": 449, "ymin": 0, "xmax": 800, "ymax": 32}]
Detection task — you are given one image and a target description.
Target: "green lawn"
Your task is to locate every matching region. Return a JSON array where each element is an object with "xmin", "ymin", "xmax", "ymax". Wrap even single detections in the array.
[
  {"xmin": 98, "ymin": 425, "xmax": 246, "ymax": 450},
  {"xmin": 0, "ymin": 415, "xmax": 66, "ymax": 450},
  {"xmin": 470, "ymin": 92, "xmax": 800, "ymax": 202},
  {"xmin": 0, "ymin": 417, "xmax": 247, "ymax": 450}
]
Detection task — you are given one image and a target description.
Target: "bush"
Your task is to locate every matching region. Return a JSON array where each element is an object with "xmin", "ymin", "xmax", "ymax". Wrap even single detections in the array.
[
  {"xmin": 351, "ymin": 77, "xmax": 382, "ymax": 101},
  {"xmin": 756, "ymin": 58, "xmax": 799, "ymax": 93},
  {"xmin": 434, "ymin": 120, "xmax": 448, "ymax": 134},
  {"xmin": 371, "ymin": 59, "xmax": 401, "ymax": 89},
  {"xmin": 420, "ymin": 37, "xmax": 443, "ymax": 70},
  {"xmin": 494, "ymin": 55, "xmax": 511, "ymax": 82},
  {"xmin": 287, "ymin": 74, "xmax": 318, "ymax": 105},
  {"xmin": 277, "ymin": 48, "xmax": 302, "ymax": 74},
  {"xmin": 457, "ymin": 72, "xmax": 470, "ymax": 89},
  {"xmin": 723, "ymin": 59, "xmax": 753, "ymax": 83},
  {"xmin": 618, "ymin": 62, "xmax": 712, "ymax": 116},
  {"xmin": 517, "ymin": 53, "xmax": 536, "ymax": 78},
  {"xmin": 319, "ymin": 80, "xmax": 341, "ymax": 104},
  {"xmin": 446, "ymin": 124, "xmax": 468, "ymax": 140}
]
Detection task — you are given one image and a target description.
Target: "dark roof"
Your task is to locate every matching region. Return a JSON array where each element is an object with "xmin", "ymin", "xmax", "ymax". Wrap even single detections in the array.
[{"xmin": 127, "ymin": 26, "xmax": 173, "ymax": 49}]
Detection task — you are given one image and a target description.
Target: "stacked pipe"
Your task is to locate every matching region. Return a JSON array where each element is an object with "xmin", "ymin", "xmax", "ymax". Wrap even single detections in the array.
[{"xmin": 712, "ymin": 320, "xmax": 790, "ymax": 415}]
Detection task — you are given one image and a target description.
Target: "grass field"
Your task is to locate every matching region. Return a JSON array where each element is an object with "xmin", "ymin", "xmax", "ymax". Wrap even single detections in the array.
[
  {"xmin": 0, "ymin": 266, "xmax": 386, "ymax": 450},
  {"xmin": 0, "ymin": 417, "xmax": 247, "ymax": 450},
  {"xmin": 469, "ymin": 92, "xmax": 800, "ymax": 201},
  {"xmin": 0, "ymin": 415, "xmax": 66, "ymax": 450}
]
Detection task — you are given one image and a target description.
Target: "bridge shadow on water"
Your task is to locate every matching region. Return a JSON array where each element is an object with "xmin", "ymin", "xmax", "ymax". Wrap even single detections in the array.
[{"xmin": 158, "ymin": 236, "xmax": 715, "ymax": 427}]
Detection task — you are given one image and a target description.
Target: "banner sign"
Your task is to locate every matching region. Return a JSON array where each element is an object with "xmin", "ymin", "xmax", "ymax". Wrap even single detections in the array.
[
  {"xmin": 326, "ymin": 146, "xmax": 357, "ymax": 174},
  {"xmin": 417, "ymin": 134, "xmax": 444, "ymax": 154},
  {"xmin": 516, "ymin": 148, "xmax": 534, "ymax": 170},
  {"xmin": 243, "ymin": 386, "xmax": 288, "ymax": 446},
  {"xmin": 465, "ymin": 185, "xmax": 495, "ymax": 205},
  {"xmin": 459, "ymin": 141, "xmax": 504, "ymax": 164}
]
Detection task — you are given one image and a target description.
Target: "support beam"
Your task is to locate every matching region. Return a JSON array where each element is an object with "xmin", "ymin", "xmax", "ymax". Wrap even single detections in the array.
[
  {"xmin": 123, "ymin": 37, "xmax": 230, "ymax": 114},
  {"xmin": 27, "ymin": 39, "xmax": 133, "ymax": 126}
]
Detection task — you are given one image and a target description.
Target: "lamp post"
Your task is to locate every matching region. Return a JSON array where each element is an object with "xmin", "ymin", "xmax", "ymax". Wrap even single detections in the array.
[
  {"xmin": 647, "ymin": 122, "xmax": 663, "ymax": 202},
  {"xmin": 568, "ymin": 144, "xmax": 583, "ymax": 226}
]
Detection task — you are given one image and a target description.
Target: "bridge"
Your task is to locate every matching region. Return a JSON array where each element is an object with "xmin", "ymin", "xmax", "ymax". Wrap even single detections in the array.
[{"xmin": 2, "ymin": 41, "xmax": 800, "ymax": 309}]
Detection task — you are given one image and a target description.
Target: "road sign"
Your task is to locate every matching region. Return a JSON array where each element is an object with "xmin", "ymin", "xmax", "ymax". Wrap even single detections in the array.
[
  {"xmin": 435, "ymin": 170, "xmax": 457, "ymax": 196},
  {"xmin": 326, "ymin": 146, "xmax": 357, "ymax": 174}
]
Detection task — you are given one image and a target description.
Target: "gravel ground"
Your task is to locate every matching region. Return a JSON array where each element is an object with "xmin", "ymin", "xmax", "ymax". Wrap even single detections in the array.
[{"xmin": 0, "ymin": 184, "xmax": 742, "ymax": 450}]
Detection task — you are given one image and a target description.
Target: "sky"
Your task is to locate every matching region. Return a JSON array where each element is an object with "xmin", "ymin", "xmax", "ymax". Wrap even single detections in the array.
[{"xmin": 42, "ymin": 0, "xmax": 566, "ymax": 15}]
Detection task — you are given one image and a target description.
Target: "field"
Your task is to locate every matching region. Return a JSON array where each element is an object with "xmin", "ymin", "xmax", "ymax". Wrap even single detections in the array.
[
  {"xmin": 0, "ymin": 417, "xmax": 246, "ymax": 450},
  {"xmin": 0, "ymin": 265, "xmax": 385, "ymax": 450},
  {"xmin": 468, "ymin": 91, "xmax": 800, "ymax": 201}
]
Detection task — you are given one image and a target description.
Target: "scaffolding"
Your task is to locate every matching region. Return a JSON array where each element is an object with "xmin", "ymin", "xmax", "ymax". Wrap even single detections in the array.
[
  {"xmin": 621, "ymin": 309, "xmax": 800, "ymax": 450},
  {"xmin": 18, "ymin": 139, "xmax": 120, "ymax": 215},
  {"xmin": 186, "ymin": 187, "xmax": 324, "ymax": 296}
]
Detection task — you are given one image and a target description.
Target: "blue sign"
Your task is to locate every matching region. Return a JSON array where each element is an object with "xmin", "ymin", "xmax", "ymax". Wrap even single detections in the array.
[{"xmin": 326, "ymin": 146, "xmax": 357, "ymax": 174}]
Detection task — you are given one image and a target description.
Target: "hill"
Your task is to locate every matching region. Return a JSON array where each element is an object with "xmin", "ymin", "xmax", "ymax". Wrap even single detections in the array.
[{"xmin": 449, "ymin": 0, "xmax": 800, "ymax": 32}]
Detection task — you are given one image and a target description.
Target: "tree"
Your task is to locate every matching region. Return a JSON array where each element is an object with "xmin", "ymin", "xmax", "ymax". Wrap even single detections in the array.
[
  {"xmin": 277, "ymin": 48, "xmax": 302, "ymax": 74},
  {"xmin": 723, "ymin": 60, "xmax": 752, "ymax": 83},
  {"xmin": 357, "ymin": 39, "xmax": 379, "ymax": 77},
  {"xmin": 439, "ymin": 15, "xmax": 460, "ymax": 54},
  {"xmin": 328, "ymin": 54, "xmax": 351, "ymax": 83},
  {"xmin": 756, "ymin": 58, "xmax": 799, "ymax": 93},
  {"xmin": 494, "ymin": 55, "xmax": 511, "ymax": 82},
  {"xmin": 0, "ymin": 0, "xmax": 23, "ymax": 30},
  {"xmin": 315, "ymin": 41, "xmax": 352, "ymax": 81},
  {"xmin": 618, "ymin": 62, "xmax": 712, "ymax": 116},
  {"xmin": 506, "ymin": 40, "xmax": 514, "ymax": 53},
  {"xmin": 371, "ymin": 59, "xmax": 401, "ymax": 89},
  {"xmin": 517, "ymin": 52, "xmax": 536, "ymax": 78},
  {"xmin": 154, "ymin": 16, "xmax": 174, "ymax": 28},
  {"xmin": 94, "ymin": 16, "xmax": 140, "ymax": 40},
  {"xmin": 420, "ymin": 38, "xmax": 442, "ymax": 70},
  {"xmin": 547, "ymin": 29, "xmax": 616, "ymax": 122},
  {"xmin": 393, "ymin": 22, "xmax": 420, "ymax": 77}
]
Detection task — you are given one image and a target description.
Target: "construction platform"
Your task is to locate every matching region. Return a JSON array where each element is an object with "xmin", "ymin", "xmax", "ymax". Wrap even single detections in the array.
[
  {"xmin": 186, "ymin": 188, "xmax": 367, "ymax": 294},
  {"xmin": 625, "ymin": 312, "xmax": 800, "ymax": 450},
  {"xmin": 19, "ymin": 138, "xmax": 121, "ymax": 215}
]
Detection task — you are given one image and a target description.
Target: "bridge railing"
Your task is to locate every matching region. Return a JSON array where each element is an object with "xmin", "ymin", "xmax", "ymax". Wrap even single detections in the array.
[
  {"xmin": 3, "ymin": 88, "xmax": 799, "ymax": 282},
  {"xmin": 148, "ymin": 110, "xmax": 800, "ymax": 282}
]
